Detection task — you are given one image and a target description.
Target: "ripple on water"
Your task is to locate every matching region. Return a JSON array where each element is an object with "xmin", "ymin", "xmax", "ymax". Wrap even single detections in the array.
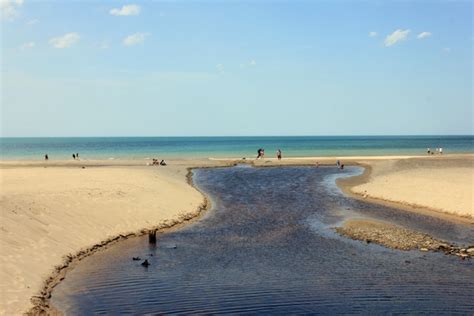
[{"xmin": 52, "ymin": 166, "xmax": 474, "ymax": 314}]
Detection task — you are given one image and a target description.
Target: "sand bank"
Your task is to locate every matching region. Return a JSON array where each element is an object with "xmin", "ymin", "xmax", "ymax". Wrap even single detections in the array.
[
  {"xmin": 336, "ymin": 156, "xmax": 474, "ymax": 220},
  {"xmin": 335, "ymin": 219, "xmax": 473, "ymax": 258},
  {"xmin": 0, "ymin": 159, "xmax": 229, "ymax": 315}
]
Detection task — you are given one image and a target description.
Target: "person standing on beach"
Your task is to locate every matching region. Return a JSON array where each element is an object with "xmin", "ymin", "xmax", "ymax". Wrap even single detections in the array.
[
  {"xmin": 72, "ymin": 153, "xmax": 76, "ymax": 159},
  {"xmin": 45, "ymin": 154, "xmax": 48, "ymax": 160},
  {"xmin": 76, "ymin": 153, "xmax": 79, "ymax": 159},
  {"xmin": 277, "ymin": 149, "xmax": 282, "ymax": 160},
  {"xmin": 439, "ymin": 147, "xmax": 443, "ymax": 154}
]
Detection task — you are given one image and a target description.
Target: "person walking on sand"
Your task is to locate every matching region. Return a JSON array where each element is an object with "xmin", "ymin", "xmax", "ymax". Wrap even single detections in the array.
[
  {"xmin": 72, "ymin": 153, "xmax": 76, "ymax": 159},
  {"xmin": 45, "ymin": 154, "xmax": 48, "ymax": 160},
  {"xmin": 76, "ymin": 153, "xmax": 79, "ymax": 159},
  {"xmin": 439, "ymin": 147, "xmax": 443, "ymax": 154},
  {"xmin": 277, "ymin": 149, "xmax": 282, "ymax": 160}
]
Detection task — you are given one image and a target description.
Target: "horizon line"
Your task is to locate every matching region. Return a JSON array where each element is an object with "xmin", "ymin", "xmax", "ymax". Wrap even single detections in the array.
[{"xmin": 1, "ymin": 134, "xmax": 473, "ymax": 139}]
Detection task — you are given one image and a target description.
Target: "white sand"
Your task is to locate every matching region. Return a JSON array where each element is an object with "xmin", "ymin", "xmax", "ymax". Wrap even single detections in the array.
[
  {"xmin": 0, "ymin": 165, "xmax": 204, "ymax": 315},
  {"xmin": 352, "ymin": 158, "xmax": 474, "ymax": 218}
]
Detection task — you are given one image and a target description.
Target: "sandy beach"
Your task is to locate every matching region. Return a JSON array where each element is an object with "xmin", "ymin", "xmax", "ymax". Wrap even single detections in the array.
[
  {"xmin": 0, "ymin": 159, "xmax": 228, "ymax": 315},
  {"xmin": 337, "ymin": 155, "xmax": 474, "ymax": 220},
  {"xmin": 0, "ymin": 154, "xmax": 473, "ymax": 315}
]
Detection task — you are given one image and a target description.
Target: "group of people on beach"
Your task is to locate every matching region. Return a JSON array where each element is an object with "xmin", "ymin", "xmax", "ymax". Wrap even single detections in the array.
[
  {"xmin": 150, "ymin": 158, "xmax": 167, "ymax": 166},
  {"xmin": 44, "ymin": 153, "xmax": 80, "ymax": 160},
  {"xmin": 257, "ymin": 148, "xmax": 282, "ymax": 160},
  {"xmin": 255, "ymin": 148, "xmax": 344, "ymax": 170},
  {"xmin": 427, "ymin": 147, "xmax": 443, "ymax": 155}
]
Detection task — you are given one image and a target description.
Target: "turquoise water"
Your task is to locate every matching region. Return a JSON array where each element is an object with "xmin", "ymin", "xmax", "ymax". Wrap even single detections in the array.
[{"xmin": 0, "ymin": 136, "xmax": 472, "ymax": 160}]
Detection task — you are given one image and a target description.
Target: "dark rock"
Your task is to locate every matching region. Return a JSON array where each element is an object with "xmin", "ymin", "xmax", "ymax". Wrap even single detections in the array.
[
  {"xmin": 132, "ymin": 257, "xmax": 141, "ymax": 261},
  {"xmin": 141, "ymin": 259, "xmax": 150, "ymax": 267}
]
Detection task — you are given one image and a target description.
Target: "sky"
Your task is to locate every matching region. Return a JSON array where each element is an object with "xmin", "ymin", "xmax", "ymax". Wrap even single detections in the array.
[{"xmin": 1, "ymin": 0, "xmax": 472, "ymax": 137}]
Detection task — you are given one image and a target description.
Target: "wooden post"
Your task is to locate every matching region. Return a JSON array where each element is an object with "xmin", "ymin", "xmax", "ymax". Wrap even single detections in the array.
[{"xmin": 148, "ymin": 230, "xmax": 157, "ymax": 244}]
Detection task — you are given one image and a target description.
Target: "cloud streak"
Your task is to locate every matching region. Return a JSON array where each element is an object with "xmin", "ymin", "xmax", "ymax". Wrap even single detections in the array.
[
  {"xmin": 417, "ymin": 32, "xmax": 432, "ymax": 39},
  {"xmin": 1, "ymin": 0, "xmax": 24, "ymax": 20},
  {"xmin": 123, "ymin": 32, "xmax": 149, "ymax": 46},
  {"xmin": 49, "ymin": 33, "xmax": 80, "ymax": 48},
  {"xmin": 110, "ymin": 4, "xmax": 140, "ymax": 16},
  {"xmin": 20, "ymin": 41, "xmax": 35, "ymax": 50},
  {"xmin": 384, "ymin": 29, "xmax": 410, "ymax": 47}
]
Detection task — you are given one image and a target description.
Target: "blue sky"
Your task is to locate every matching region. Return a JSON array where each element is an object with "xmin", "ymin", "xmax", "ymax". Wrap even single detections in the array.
[{"xmin": 1, "ymin": 0, "xmax": 472, "ymax": 136}]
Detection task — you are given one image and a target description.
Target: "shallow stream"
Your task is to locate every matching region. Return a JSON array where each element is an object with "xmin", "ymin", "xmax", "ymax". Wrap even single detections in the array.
[{"xmin": 51, "ymin": 166, "xmax": 474, "ymax": 314}]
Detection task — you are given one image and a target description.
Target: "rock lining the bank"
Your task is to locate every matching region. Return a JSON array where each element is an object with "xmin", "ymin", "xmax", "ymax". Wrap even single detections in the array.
[{"xmin": 335, "ymin": 219, "xmax": 473, "ymax": 259}]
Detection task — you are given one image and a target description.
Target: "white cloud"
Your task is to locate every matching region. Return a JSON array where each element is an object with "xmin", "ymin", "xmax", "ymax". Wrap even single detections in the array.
[
  {"xmin": 26, "ymin": 18, "xmax": 38, "ymax": 25},
  {"xmin": 369, "ymin": 31, "xmax": 377, "ymax": 37},
  {"xmin": 123, "ymin": 32, "xmax": 149, "ymax": 46},
  {"xmin": 49, "ymin": 32, "xmax": 80, "ymax": 49},
  {"xmin": 20, "ymin": 41, "xmax": 34, "ymax": 50},
  {"xmin": 443, "ymin": 47, "xmax": 451, "ymax": 53},
  {"xmin": 216, "ymin": 64, "xmax": 224, "ymax": 73},
  {"xmin": 249, "ymin": 59, "xmax": 257, "ymax": 66},
  {"xmin": 1, "ymin": 0, "xmax": 24, "ymax": 20},
  {"xmin": 110, "ymin": 4, "xmax": 140, "ymax": 16},
  {"xmin": 384, "ymin": 29, "xmax": 410, "ymax": 47},
  {"xmin": 417, "ymin": 32, "xmax": 432, "ymax": 39}
]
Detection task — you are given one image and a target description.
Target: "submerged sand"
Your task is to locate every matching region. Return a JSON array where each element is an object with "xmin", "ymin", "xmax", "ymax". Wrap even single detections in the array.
[{"xmin": 0, "ymin": 154, "xmax": 473, "ymax": 315}]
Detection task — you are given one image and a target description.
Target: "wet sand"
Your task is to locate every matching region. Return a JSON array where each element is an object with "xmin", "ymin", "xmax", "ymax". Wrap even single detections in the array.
[
  {"xmin": 335, "ymin": 219, "xmax": 473, "ymax": 257},
  {"xmin": 0, "ymin": 154, "xmax": 472, "ymax": 314}
]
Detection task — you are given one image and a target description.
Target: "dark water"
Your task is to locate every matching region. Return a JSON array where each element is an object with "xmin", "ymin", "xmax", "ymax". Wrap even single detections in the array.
[
  {"xmin": 2, "ymin": 135, "xmax": 473, "ymax": 160},
  {"xmin": 52, "ymin": 166, "xmax": 474, "ymax": 314}
]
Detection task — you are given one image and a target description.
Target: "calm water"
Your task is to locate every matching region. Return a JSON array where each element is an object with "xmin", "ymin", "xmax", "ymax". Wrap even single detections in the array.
[
  {"xmin": 51, "ymin": 166, "xmax": 474, "ymax": 314},
  {"xmin": 1, "ymin": 136, "xmax": 473, "ymax": 160}
]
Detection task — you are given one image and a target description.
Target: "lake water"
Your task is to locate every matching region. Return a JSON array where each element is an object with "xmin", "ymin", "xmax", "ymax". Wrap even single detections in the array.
[
  {"xmin": 51, "ymin": 166, "xmax": 474, "ymax": 314},
  {"xmin": 1, "ymin": 135, "xmax": 473, "ymax": 160}
]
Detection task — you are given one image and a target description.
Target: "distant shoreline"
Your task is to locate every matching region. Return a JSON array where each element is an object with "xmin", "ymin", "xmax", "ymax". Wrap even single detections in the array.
[{"xmin": 2, "ymin": 135, "xmax": 472, "ymax": 161}]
